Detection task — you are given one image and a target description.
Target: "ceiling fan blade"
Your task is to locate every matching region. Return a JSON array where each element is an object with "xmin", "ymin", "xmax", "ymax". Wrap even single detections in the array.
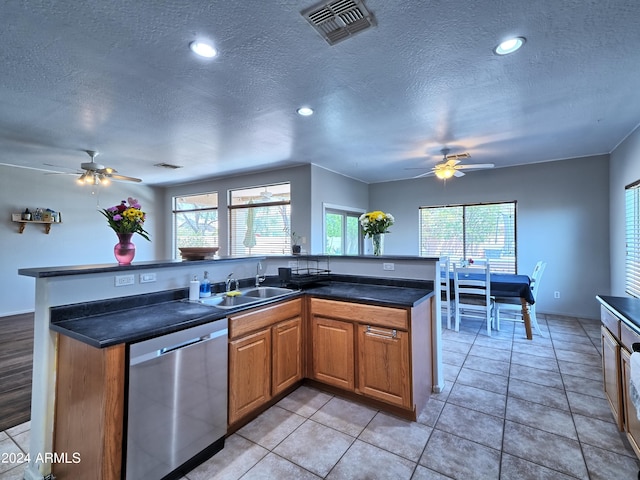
[
  {"xmin": 412, "ymin": 171, "xmax": 435, "ymax": 179},
  {"xmin": 455, "ymin": 163, "xmax": 494, "ymax": 170},
  {"xmin": 453, "ymin": 170, "xmax": 465, "ymax": 177},
  {"xmin": 0, "ymin": 162, "xmax": 68, "ymax": 174},
  {"xmin": 108, "ymin": 173, "xmax": 142, "ymax": 183},
  {"xmin": 445, "ymin": 159, "xmax": 461, "ymax": 167}
]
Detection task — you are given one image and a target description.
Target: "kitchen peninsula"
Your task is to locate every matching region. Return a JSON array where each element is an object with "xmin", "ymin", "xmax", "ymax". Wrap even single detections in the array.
[{"xmin": 19, "ymin": 255, "xmax": 441, "ymax": 480}]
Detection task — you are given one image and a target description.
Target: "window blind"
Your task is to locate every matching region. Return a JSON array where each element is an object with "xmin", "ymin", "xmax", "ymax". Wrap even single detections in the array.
[
  {"xmin": 420, "ymin": 202, "xmax": 517, "ymax": 273},
  {"xmin": 229, "ymin": 183, "xmax": 291, "ymax": 256},
  {"xmin": 626, "ymin": 182, "xmax": 640, "ymax": 297}
]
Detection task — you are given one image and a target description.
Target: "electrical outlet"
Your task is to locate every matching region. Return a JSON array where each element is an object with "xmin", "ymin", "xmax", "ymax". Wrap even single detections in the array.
[
  {"xmin": 140, "ymin": 273, "xmax": 156, "ymax": 283},
  {"xmin": 115, "ymin": 274, "xmax": 135, "ymax": 287},
  {"xmin": 554, "ymin": 291, "xmax": 560, "ymax": 299},
  {"xmin": 383, "ymin": 263, "xmax": 395, "ymax": 271}
]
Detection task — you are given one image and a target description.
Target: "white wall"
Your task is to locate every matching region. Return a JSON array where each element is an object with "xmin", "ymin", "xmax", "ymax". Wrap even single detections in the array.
[
  {"xmin": 610, "ymin": 125, "xmax": 640, "ymax": 295},
  {"xmin": 367, "ymin": 155, "xmax": 610, "ymax": 319},
  {"xmin": 0, "ymin": 165, "xmax": 161, "ymax": 316},
  {"xmin": 310, "ymin": 165, "xmax": 369, "ymax": 254}
]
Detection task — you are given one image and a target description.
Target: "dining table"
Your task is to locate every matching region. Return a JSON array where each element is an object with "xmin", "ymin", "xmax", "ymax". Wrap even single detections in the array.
[{"xmin": 449, "ymin": 271, "xmax": 535, "ymax": 340}]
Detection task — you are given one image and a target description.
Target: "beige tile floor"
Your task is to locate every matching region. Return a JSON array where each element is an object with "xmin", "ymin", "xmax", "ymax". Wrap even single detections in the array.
[{"xmin": 2, "ymin": 313, "xmax": 639, "ymax": 479}]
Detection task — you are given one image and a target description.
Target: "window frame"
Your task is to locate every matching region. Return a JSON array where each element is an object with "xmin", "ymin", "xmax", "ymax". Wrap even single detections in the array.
[
  {"xmin": 228, "ymin": 182, "xmax": 292, "ymax": 256},
  {"xmin": 172, "ymin": 192, "xmax": 219, "ymax": 259},
  {"xmin": 323, "ymin": 203, "xmax": 364, "ymax": 255},
  {"xmin": 419, "ymin": 201, "xmax": 517, "ymax": 273},
  {"xmin": 626, "ymin": 180, "xmax": 640, "ymax": 298}
]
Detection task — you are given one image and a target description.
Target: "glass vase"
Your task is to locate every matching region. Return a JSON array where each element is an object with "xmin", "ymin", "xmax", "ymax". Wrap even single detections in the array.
[
  {"xmin": 114, "ymin": 233, "xmax": 136, "ymax": 265},
  {"xmin": 372, "ymin": 233, "xmax": 384, "ymax": 256}
]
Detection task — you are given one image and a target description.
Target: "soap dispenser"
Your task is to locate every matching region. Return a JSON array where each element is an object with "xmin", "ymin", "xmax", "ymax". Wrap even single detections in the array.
[{"xmin": 199, "ymin": 271, "xmax": 211, "ymax": 298}]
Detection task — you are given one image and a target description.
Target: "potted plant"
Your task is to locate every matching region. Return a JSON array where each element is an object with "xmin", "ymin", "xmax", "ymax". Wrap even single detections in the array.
[{"xmin": 291, "ymin": 231, "xmax": 302, "ymax": 255}]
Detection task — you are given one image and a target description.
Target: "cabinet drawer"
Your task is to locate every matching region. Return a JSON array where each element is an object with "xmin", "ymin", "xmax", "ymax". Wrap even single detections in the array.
[
  {"xmin": 229, "ymin": 298, "xmax": 302, "ymax": 339},
  {"xmin": 310, "ymin": 298, "xmax": 408, "ymax": 330},
  {"xmin": 620, "ymin": 320, "xmax": 640, "ymax": 353},
  {"xmin": 601, "ymin": 305, "xmax": 621, "ymax": 340}
]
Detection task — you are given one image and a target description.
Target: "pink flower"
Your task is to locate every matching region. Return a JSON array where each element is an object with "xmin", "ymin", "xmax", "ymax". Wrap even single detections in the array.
[{"xmin": 113, "ymin": 214, "xmax": 123, "ymax": 221}]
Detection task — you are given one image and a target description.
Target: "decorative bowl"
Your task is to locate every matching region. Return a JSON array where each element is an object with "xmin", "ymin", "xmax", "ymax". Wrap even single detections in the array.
[{"xmin": 179, "ymin": 247, "xmax": 220, "ymax": 261}]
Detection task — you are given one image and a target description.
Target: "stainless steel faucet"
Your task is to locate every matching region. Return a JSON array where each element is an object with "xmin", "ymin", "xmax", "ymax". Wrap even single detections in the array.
[
  {"xmin": 226, "ymin": 273, "xmax": 238, "ymax": 292},
  {"xmin": 255, "ymin": 261, "xmax": 266, "ymax": 287}
]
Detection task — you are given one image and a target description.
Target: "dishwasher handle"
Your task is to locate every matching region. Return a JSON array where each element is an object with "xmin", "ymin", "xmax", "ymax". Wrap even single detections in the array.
[
  {"xmin": 160, "ymin": 328, "xmax": 227, "ymax": 355},
  {"xmin": 130, "ymin": 327, "xmax": 227, "ymax": 366}
]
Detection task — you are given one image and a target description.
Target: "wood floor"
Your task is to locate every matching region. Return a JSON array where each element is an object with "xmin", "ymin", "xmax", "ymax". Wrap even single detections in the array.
[{"xmin": 0, "ymin": 313, "xmax": 33, "ymax": 431}]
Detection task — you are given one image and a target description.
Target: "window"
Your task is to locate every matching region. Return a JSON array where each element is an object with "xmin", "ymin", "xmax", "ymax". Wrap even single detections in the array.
[
  {"xmin": 420, "ymin": 201, "xmax": 517, "ymax": 273},
  {"xmin": 173, "ymin": 192, "xmax": 218, "ymax": 259},
  {"xmin": 626, "ymin": 181, "xmax": 640, "ymax": 297},
  {"xmin": 324, "ymin": 207, "xmax": 362, "ymax": 255},
  {"xmin": 229, "ymin": 183, "xmax": 291, "ymax": 256}
]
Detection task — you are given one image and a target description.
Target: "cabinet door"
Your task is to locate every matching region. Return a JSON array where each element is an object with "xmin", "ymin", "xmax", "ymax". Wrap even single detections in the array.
[
  {"xmin": 228, "ymin": 329, "xmax": 271, "ymax": 425},
  {"xmin": 602, "ymin": 326, "xmax": 622, "ymax": 430},
  {"xmin": 357, "ymin": 324, "xmax": 411, "ymax": 408},
  {"xmin": 622, "ymin": 348, "xmax": 640, "ymax": 457},
  {"xmin": 311, "ymin": 316, "xmax": 354, "ymax": 390},
  {"xmin": 272, "ymin": 316, "xmax": 303, "ymax": 396}
]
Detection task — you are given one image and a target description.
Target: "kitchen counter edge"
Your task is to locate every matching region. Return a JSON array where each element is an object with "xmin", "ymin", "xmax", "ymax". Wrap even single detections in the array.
[{"xmin": 51, "ymin": 280, "xmax": 435, "ymax": 349}]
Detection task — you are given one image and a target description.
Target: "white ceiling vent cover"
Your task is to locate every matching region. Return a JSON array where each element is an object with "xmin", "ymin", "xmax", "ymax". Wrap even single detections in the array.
[{"xmin": 302, "ymin": 0, "xmax": 375, "ymax": 46}]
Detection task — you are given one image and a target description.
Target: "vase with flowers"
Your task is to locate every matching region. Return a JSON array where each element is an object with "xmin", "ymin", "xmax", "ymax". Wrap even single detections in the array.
[
  {"xmin": 100, "ymin": 197, "xmax": 150, "ymax": 265},
  {"xmin": 359, "ymin": 210, "xmax": 394, "ymax": 256}
]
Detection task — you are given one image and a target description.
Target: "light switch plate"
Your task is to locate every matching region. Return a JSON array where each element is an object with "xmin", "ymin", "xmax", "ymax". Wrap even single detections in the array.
[
  {"xmin": 140, "ymin": 273, "xmax": 156, "ymax": 283},
  {"xmin": 115, "ymin": 274, "xmax": 135, "ymax": 287},
  {"xmin": 383, "ymin": 263, "xmax": 395, "ymax": 271}
]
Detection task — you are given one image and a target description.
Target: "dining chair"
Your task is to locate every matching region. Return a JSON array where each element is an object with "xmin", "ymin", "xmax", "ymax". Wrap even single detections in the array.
[
  {"xmin": 438, "ymin": 256, "xmax": 453, "ymax": 329},
  {"xmin": 453, "ymin": 263, "xmax": 495, "ymax": 336},
  {"xmin": 494, "ymin": 261, "xmax": 547, "ymax": 336}
]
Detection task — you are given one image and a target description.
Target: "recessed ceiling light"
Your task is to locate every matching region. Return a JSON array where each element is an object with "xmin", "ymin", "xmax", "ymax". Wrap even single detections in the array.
[
  {"xmin": 494, "ymin": 37, "xmax": 526, "ymax": 55},
  {"xmin": 189, "ymin": 41, "xmax": 217, "ymax": 58},
  {"xmin": 297, "ymin": 106, "xmax": 314, "ymax": 116}
]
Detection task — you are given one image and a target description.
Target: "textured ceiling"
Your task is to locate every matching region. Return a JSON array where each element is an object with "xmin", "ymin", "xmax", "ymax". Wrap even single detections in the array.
[{"xmin": 1, "ymin": 0, "xmax": 639, "ymax": 186}]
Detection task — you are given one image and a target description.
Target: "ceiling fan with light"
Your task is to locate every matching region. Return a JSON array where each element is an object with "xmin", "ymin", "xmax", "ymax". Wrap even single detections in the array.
[
  {"xmin": 73, "ymin": 150, "xmax": 142, "ymax": 185},
  {"xmin": 410, "ymin": 148, "xmax": 494, "ymax": 180}
]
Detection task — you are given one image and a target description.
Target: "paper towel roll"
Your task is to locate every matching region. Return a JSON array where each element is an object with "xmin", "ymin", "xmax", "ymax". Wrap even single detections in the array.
[{"xmin": 189, "ymin": 279, "xmax": 200, "ymax": 301}]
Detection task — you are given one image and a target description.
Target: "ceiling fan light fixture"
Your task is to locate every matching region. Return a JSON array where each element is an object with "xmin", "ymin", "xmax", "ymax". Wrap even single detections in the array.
[
  {"xmin": 189, "ymin": 41, "xmax": 217, "ymax": 58},
  {"xmin": 494, "ymin": 36, "xmax": 526, "ymax": 55},
  {"xmin": 435, "ymin": 167, "xmax": 455, "ymax": 180}
]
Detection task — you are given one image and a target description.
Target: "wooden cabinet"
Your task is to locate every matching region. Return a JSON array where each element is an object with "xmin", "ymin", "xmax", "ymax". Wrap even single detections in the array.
[
  {"xmin": 272, "ymin": 317, "xmax": 303, "ymax": 395},
  {"xmin": 308, "ymin": 297, "xmax": 428, "ymax": 417},
  {"xmin": 311, "ymin": 316, "xmax": 355, "ymax": 390},
  {"xmin": 228, "ymin": 298, "xmax": 303, "ymax": 426},
  {"xmin": 601, "ymin": 325, "xmax": 622, "ymax": 429},
  {"xmin": 600, "ymin": 303, "xmax": 640, "ymax": 459},
  {"xmin": 621, "ymin": 348, "xmax": 640, "ymax": 455},
  {"xmin": 53, "ymin": 334, "xmax": 125, "ymax": 480},
  {"xmin": 358, "ymin": 324, "xmax": 410, "ymax": 408},
  {"xmin": 228, "ymin": 329, "xmax": 272, "ymax": 425}
]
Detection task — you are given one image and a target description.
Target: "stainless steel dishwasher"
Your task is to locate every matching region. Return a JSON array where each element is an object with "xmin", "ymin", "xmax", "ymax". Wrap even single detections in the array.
[{"xmin": 126, "ymin": 318, "xmax": 228, "ymax": 480}]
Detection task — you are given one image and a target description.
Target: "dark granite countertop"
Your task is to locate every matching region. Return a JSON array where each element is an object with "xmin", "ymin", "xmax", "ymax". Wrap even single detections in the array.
[
  {"xmin": 596, "ymin": 295, "xmax": 640, "ymax": 334},
  {"xmin": 50, "ymin": 277, "xmax": 434, "ymax": 349},
  {"xmin": 305, "ymin": 281, "xmax": 433, "ymax": 308}
]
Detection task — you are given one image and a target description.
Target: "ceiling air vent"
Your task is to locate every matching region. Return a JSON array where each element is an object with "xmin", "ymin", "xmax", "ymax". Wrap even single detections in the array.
[
  {"xmin": 302, "ymin": 0, "xmax": 375, "ymax": 46},
  {"xmin": 154, "ymin": 162, "xmax": 183, "ymax": 169}
]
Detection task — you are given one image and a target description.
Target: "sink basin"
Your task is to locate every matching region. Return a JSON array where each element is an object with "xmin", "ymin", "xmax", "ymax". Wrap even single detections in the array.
[
  {"xmin": 242, "ymin": 287, "xmax": 297, "ymax": 299},
  {"xmin": 196, "ymin": 287, "xmax": 297, "ymax": 310},
  {"xmin": 199, "ymin": 295, "xmax": 259, "ymax": 309}
]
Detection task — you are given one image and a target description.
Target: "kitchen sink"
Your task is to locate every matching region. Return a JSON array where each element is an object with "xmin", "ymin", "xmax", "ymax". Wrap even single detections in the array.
[
  {"xmin": 197, "ymin": 287, "xmax": 297, "ymax": 310},
  {"xmin": 199, "ymin": 295, "xmax": 258, "ymax": 309},
  {"xmin": 242, "ymin": 286, "xmax": 297, "ymax": 299}
]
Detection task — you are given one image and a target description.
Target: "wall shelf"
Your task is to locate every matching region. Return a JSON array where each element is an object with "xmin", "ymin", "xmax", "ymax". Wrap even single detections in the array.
[{"xmin": 12, "ymin": 218, "xmax": 61, "ymax": 234}]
